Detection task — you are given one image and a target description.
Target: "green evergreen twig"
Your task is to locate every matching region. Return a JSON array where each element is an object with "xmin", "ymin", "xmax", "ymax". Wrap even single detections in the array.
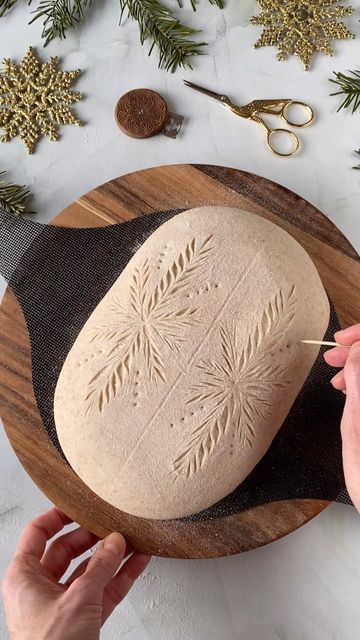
[
  {"xmin": 28, "ymin": 0, "xmax": 93, "ymax": 46},
  {"xmin": 0, "ymin": 0, "xmax": 224, "ymax": 71},
  {"xmin": 0, "ymin": 171, "xmax": 34, "ymax": 216},
  {"xmin": 330, "ymin": 72, "xmax": 360, "ymax": 171},
  {"xmin": 120, "ymin": 0, "xmax": 207, "ymax": 72},
  {"xmin": 353, "ymin": 149, "xmax": 360, "ymax": 170},
  {"xmin": 0, "ymin": 0, "xmax": 19, "ymax": 18},
  {"xmin": 176, "ymin": 0, "xmax": 224, "ymax": 9},
  {"xmin": 330, "ymin": 70, "xmax": 360, "ymax": 113}
]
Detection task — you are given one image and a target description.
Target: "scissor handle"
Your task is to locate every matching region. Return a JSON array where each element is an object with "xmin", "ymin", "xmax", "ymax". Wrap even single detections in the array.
[
  {"xmin": 281, "ymin": 101, "xmax": 314, "ymax": 128},
  {"xmin": 267, "ymin": 128, "xmax": 300, "ymax": 158}
]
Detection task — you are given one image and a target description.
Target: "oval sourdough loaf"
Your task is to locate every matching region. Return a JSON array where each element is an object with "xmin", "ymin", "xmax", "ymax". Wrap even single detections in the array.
[{"xmin": 54, "ymin": 207, "xmax": 330, "ymax": 519}]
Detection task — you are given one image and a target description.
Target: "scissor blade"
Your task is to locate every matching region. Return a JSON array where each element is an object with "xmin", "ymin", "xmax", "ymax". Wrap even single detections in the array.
[{"xmin": 183, "ymin": 80, "xmax": 225, "ymax": 102}]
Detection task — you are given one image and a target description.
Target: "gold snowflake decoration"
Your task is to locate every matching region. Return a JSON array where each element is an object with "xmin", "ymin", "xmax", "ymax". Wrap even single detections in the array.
[
  {"xmin": 250, "ymin": 0, "xmax": 355, "ymax": 71},
  {"xmin": 0, "ymin": 47, "xmax": 83, "ymax": 154}
]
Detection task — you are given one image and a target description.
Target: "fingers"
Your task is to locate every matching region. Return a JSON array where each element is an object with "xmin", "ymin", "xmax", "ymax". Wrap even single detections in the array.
[
  {"xmin": 335, "ymin": 325, "xmax": 360, "ymax": 346},
  {"xmin": 73, "ymin": 533, "xmax": 126, "ymax": 595},
  {"xmin": 14, "ymin": 508, "xmax": 72, "ymax": 561},
  {"xmin": 41, "ymin": 526, "xmax": 99, "ymax": 581},
  {"xmin": 331, "ymin": 370, "xmax": 346, "ymax": 391},
  {"xmin": 64, "ymin": 556, "xmax": 91, "ymax": 586},
  {"xmin": 64, "ymin": 542, "xmax": 133, "ymax": 587},
  {"xmin": 324, "ymin": 346, "xmax": 350, "ymax": 369},
  {"xmin": 340, "ymin": 344, "xmax": 360, "ymax": 511},
  {"xmin": 326, "ymin": 341, "xmax": 360, "ymax": 391},
  {"xmin": 102, "ymin": 553, "xmax": 151, "ymax": 623},
  {"xmin": 344, "ymin": 344, "xmax": 360, "ymax": 390},
  {"xmin": 324, "ymin": 345, "xmax": 346, "ymax": 389}
]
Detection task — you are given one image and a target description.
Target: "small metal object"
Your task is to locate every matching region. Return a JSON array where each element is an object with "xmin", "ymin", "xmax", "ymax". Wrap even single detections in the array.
[
  {"xmin": 115, "ymin": 88, "xmax": 183, "ymax": 140},
  {"xmin": 183, "ymin": 80, "xmax": 314, "ymax": 157},
  {"xmin": 163, "ymin": 113, "xmax": 184, "ymax": 139}
]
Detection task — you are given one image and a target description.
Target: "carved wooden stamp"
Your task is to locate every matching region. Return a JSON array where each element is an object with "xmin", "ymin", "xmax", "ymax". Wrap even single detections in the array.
[{"xmin": 115, "ymin": 89, "xmax": 169, "ymax": 139}]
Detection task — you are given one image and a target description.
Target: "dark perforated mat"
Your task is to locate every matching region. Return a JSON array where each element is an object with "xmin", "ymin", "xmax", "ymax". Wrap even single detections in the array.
[{"xmin": 0, "ymin": 207, "xmax": 351, "ymax": 522}]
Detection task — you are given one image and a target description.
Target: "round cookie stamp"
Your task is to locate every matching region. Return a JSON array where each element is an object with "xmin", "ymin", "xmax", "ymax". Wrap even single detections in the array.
[
  {"xmin": 115, "ymin": 88, "xmax": 183, "ymax": 139},
  {"xmin": 115, "ymin": 88, "xmax": 168, "ymax": 138}
]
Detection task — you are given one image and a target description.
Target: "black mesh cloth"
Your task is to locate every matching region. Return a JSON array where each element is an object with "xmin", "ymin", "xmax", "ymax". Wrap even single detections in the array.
[{"xmin": 0, "ymin": 207, "xmax": 352, "ymax": 522}]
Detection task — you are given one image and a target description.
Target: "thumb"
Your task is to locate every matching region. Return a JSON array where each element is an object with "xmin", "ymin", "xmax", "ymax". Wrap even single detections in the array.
[
  {"xmin": 74, "ymin": 532, "xmax": 126, "ymax": 596},
  {"xmin": 341, "ymin": 343, "xmax": 360, "ymax": 511}
]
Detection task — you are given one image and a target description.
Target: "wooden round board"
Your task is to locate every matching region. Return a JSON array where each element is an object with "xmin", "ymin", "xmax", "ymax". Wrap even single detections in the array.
[{"xmin": 1, "ymin": 164, "xmax": 360, "ymax": 559}]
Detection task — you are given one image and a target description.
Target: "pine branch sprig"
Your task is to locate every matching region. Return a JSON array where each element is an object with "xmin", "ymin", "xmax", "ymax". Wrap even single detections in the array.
[
  {"xmin": 28, "ymin": 0, "xmax": 93, "ymax": 46},
  {"xmin": 353, "ymin": 149, "xmax": 360, "ymax": 170},
  {"xmin": 120, "ymin": 0, "xmax": 207, "ymax": 72},
  {"xmin": 176, "ymin": 0, "xmax": 224, "ymax": 9},
  {"xmin": 330, "ymin": 70, "xmax": 360, "ymax": 113},
  {"xmin": 0, "ymin": 0, "xmax": 224, "ymax": 72},
  {"xmin": 0, "ymin": 0, "xmax": 19, "ymax": 18},
  {"xmin": 0, "ymin": 171, "xmax": 34, "ymax": 216}
]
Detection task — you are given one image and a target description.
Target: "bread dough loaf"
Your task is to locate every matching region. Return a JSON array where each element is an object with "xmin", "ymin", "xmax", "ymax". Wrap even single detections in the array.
[{"xmin": 54, "ymin": 207, "xmax": 330, "ymax": 520}]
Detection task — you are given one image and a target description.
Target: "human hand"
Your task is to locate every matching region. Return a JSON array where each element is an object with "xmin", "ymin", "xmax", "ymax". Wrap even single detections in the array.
[
  {"xmin": 324, "ymin": 325, "xmax": 360, "ymax": 511},
  {"xmin": 1, "ymin": 508, "xmax": 151, "ymax": 640}
]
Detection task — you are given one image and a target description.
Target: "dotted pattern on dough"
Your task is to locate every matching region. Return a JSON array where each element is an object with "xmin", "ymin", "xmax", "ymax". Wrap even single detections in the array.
[
  {"xmin": 171, "ymin": 286, "xmax": 297, "ymax": 478},
  {"xmin": 84, "ymin": 235, "xmax": 214, "ymax": 415}
]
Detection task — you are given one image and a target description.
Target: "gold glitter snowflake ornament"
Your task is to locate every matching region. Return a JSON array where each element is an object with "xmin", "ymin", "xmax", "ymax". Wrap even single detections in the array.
[
  {"xmin": 0, "ymin": 47, "xmax": 83, "ymax": 154},
  {"xmin": 250, "ymin": 0, "xmax": 355, "ymax": 71}
]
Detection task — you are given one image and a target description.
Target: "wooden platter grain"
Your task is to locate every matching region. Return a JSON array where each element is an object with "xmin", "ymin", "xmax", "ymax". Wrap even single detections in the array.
[{"xmin": 1, "ymin": 164, "xmax": 360, "ymax": 559}]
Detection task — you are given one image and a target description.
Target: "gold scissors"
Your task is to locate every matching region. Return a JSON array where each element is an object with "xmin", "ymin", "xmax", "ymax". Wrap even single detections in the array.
[{"xmin": 183, "ymin": 80, "xmax": 314, "ymax": 158}]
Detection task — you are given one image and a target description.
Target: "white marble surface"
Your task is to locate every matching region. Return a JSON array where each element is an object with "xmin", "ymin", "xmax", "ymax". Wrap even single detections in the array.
[{"xmin": 1, "ymin": 2, "xmax": 360, "ymax": 639}]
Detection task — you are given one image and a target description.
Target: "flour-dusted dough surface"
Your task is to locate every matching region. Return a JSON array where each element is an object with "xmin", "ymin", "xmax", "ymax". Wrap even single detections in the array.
[{"xmin": 54, "ymin": 207, "xmax": 330, "ymax": 520}]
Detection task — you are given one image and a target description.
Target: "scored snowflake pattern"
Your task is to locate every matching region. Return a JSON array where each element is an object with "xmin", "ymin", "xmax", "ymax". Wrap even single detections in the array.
[
  {"xmin": 250, "ymin": 0, "xmax": 355, "ymax": 71},
  {"xmin": 0, "ymin": 47, "xmax": 83, "ymax": 154},
  {"xmin": 85, "ymin": 235, "xmax": 214, "ymax": 416},
  {"xmin": 172, "ymin": 286, "xmax": 297, "ymax": 479}
]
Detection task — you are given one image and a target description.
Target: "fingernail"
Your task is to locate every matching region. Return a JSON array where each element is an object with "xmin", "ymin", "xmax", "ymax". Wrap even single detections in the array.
[
  {"xmin": 104, "ymin": 532, "xmax": 125, "ymax": 554},
  {"xmin": 335, "ymin": 328, "xmax": 346, "ymax": 338},
  {"xmin": 331, "ymin": 371, "xmax": 343, "ymax": 384},
  {"xmin": 335, "ymin": 327, "xmax": 352, "ymax": 339}
]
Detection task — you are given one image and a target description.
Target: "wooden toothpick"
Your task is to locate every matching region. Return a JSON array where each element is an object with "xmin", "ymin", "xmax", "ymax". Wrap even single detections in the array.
[{"xmin": 301, "ymin": 340, "xmax": 348, "ymax": 347}]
